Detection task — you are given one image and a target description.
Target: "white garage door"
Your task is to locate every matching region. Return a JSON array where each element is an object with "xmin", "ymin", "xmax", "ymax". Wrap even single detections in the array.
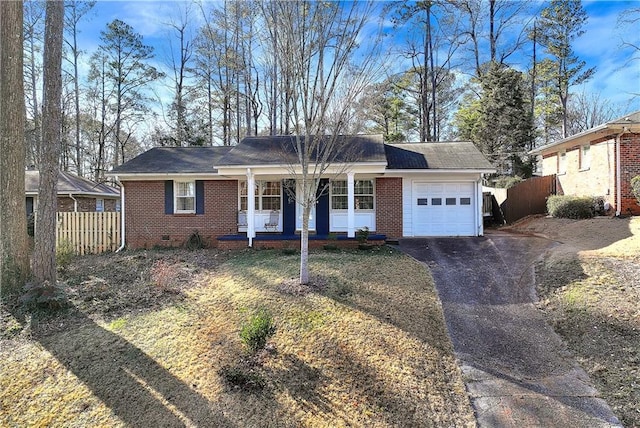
[{"xmin": 413, "ymin": 182, "xmax": 476, "ymax": 236}]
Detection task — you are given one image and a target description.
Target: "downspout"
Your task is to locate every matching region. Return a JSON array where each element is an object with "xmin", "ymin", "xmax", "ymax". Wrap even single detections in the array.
[
  {"xmin": 115, "ymin": 177, "xmax": 126, "ymax": 252},
  {"xmin": 615, "ymin": 130, "xmax": 625, "ymax": 217},
  {"xmin": 68, "ymin": 193, "xmax": 78, "ymax": 212}
]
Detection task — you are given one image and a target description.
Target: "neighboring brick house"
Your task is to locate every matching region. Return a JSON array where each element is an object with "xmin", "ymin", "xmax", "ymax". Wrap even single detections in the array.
[
  {"xmin": 25, "ymin": 170, "xmax": 120, "ymax": 217},
  {"xmin": 530, "ymin": 111, "xmax": 640, "ymax": 216},
  {"xmin": 108, "ymin": 135, "xmax": 494, "ymax": 249}
]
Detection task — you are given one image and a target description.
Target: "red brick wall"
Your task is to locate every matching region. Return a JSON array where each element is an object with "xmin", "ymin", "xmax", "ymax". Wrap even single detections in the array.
[
  {"xmin": 124, "ymin": 180, "xmax": 238, "ymax": 249},
  {"xmin": 375, "ymin": 177, "xmax": 403, "ymax": 238},
  {"xmin": 619, "ymin": 133, "xmax": 640, "ymax": 215},
  {"xmin": 57, "ymin": 196, "xmax": 119, "ymax": 212}
]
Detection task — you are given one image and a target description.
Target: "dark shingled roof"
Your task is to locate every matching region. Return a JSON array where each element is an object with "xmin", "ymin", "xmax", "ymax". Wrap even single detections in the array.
[
  {"xmin": 25, "ymin": 171, "xmax": 120, "ymax": 196},
  {"xmin": 384, "ymin": 142, "xmax": 494, "ymax": 170},
  {"xmin": 216, "ymin": 135, "xmax": 386, "ymax": 166},
  {"xmin": 111, "ymin": 146, "xmax": 233, "ymax": 174}
]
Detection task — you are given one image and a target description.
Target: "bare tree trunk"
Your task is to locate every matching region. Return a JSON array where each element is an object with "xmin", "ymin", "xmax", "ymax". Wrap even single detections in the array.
[
  {"xmin": 0, "ymin": 0, "xmax": 30, "ymax": 296},
  {"xmin": 33, "ymin": 0, "xmax": 63, "ymax": 285}
]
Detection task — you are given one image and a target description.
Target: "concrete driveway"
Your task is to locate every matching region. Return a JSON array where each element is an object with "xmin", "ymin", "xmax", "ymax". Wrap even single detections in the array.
[{"xmin": 397, "ymin": 231, "xmax": 622, "ymax": 427}]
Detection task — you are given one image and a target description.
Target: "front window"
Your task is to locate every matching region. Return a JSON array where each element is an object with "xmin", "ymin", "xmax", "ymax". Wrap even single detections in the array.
[
  {"xmin": 96, "ymin": 198, "xmax": 104, "ymax": 212},
  {"xmin": 239, "ymin": 181, "xmax": 281, "ymax": 211},
  {"xmin": 175, "ymin": 181, "xmax": 195, "ymax": 213},
  {"xmin": 330, "ymin": 179, "xmax": 374, "ymax": 210}
]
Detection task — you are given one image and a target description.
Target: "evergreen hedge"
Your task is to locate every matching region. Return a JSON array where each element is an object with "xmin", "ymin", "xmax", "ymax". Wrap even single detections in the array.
[{"xmin": 547, "ymin": 195, "xmax": 595, "ymax": 219}]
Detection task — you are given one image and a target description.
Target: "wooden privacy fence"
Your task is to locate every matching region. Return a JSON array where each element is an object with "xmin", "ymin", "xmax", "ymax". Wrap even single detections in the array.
[
  {"xmin": 502, "ymin": 175, "xmax": 557, "ymax": 224},
  {"xmin": 56, "ymin": 212, "xmax": 121, "ymax": 255}
]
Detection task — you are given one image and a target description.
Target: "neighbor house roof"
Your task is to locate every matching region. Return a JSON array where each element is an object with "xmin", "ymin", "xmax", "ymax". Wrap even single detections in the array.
[
  {"xmin": 111, "ymin": 146, "xmax": 233, "ymax": 174},
  {"xmin": 530, "ymin": 110, "xmax": 640, "ymax": 155},
  {"xmin": 215, "ymin": 135, "xmax": 386, "ymax": 166},
  {"xmin": 25, "ymin": 171, "xmax": 120, "ymax": 197},
  {"xmin": 384, "ymin": 142, "xmax": 495, "ymax": 170}
]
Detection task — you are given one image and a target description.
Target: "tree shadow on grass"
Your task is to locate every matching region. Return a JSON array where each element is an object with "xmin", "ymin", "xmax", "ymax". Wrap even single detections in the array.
[{"xmin": 10, "ymin": 304, "xmax": 230, "ymax": 427}]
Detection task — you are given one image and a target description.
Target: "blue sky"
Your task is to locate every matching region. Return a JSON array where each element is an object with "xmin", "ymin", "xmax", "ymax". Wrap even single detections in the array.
[{"xmin": 75, "ymin": 0, "xmax": 640, "ymax": 118}]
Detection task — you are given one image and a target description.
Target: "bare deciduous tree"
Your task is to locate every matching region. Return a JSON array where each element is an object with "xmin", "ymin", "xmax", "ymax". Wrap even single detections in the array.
[{"xmin": 266, "ymin": 0, "xmax": 383, "ymax": 284}]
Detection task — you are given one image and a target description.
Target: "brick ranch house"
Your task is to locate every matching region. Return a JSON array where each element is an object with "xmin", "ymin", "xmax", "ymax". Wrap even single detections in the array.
[
  {"xmin": 108, "ymin": 135, "xmax": 495, "ymax": 249},
  {"xmin": 25, "ymin": 170, "xmax": 120, "ymax": 216},
  {"xmin": 530, "ymin": 111, "xmax": 640, "ymax": 216}
]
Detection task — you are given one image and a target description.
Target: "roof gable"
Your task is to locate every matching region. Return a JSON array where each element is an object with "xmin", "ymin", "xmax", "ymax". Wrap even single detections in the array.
[{"xmin": 385, "ymin": 142, "xmax": 494, "ymax": 170}]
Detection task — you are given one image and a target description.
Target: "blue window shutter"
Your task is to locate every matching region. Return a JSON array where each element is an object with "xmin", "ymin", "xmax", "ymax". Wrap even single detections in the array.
[
  {"xmin": 165, "ymin": 180, "xmax": 174, "ymax": 214},
  {"xmin": 196, "ymin": 180, "xmax": 205, "ymax": 214}
]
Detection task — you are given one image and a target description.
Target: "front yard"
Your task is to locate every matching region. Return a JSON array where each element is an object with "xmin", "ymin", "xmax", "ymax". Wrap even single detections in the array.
[
  {"xmin": 510, "ymin": 215, "xmax": 640, "ymax": 427},
  {"xmin": 0, "ymin": 247, "xmax": 475, "ymax": 427}
]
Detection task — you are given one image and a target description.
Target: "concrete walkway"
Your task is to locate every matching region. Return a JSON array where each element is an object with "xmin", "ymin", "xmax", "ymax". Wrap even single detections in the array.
[{"xmin": 397, "ymin": 232, "xmax": 622, "ymax": 427}]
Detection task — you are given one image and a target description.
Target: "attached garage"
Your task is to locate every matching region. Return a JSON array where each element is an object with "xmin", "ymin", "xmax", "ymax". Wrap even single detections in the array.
[
  {"xmin": 412, "ymin": 181, "xmax": 476, "ymax": 236},
  {"xmin": 384, "ymin": 142, "xmax": 495, "ymax": 238}
]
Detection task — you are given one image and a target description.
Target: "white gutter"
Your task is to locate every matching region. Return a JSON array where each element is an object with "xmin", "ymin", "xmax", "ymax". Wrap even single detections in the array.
[
  {"xmin": 68, "ymin": 193, "xmax": 78, "ymax": 212},
  {"xmin": 615, "ymin": 129, "xmax": 626, "ymax": 217},
  {"xmin": 115, "ymin": 177, "xmax": 126, "ymax": 252}
]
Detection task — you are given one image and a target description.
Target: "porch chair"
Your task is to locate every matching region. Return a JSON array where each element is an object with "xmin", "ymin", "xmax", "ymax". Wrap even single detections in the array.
[{"xmin": 264, "ymin": 210, "xmax": 279, "ymax": 232}]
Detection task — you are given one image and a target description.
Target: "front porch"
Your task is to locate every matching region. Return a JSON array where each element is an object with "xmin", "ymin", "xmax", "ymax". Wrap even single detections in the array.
[{"xmin": 217, "ymin": 232, "xmax": 387, "ymax": 250}]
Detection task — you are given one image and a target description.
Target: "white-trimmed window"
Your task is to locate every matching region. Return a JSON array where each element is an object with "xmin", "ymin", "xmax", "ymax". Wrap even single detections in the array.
[
  {"xmin": 239, "ymin": 181, "xmax": 281, "ymax": 211},
  {"xmin": 175, "ymin": 181, "xmax": 195, "ymax": 213},
  {"xmin": 330, "ymin": 179, "xmax": 374, "ymax": 210},
  {"xmin": 580, "ymin": 144, "xmax": 590, "ymax": 170},
  {"xmin": 558, "ymin": 151, "xmax": 567, "ymax": 174},
  {"xmin": 96, "ymin": 198, "xmax": 104, "ymax": 212}
]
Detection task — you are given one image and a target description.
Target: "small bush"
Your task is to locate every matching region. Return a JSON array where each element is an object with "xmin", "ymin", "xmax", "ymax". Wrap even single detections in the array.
[
  {"xmin": 56, "ymin": 240, "xmax": 75, "ymax": 270},
  {"xmin": 631, "ymin": 175, "xmax": 640, "ymax": 205},
  {"xmin": 281, "ymin": 248, "xmax": 298, "ymax": 255},
  {"xmin": 20, "ymin": 280, "xmax": 67, "ymax": 310},
  {"xmin": 356, "ymin": 226, "xmax": 369, "ymax": 243},
  {"xmin": 240, "ymin": 309, "xmax": 275, "ymax": 353},
  {"xmin": 150, "ymin": 260, "xmax": 179, "ymax": 292},
  {"xmin": 547, "ymin": 195, "xmax": 595, "ymax": 219},
  {"xmin": 186, "ymin": 230, "xmax": 206, "ymax": 250},
  {"xmin": 493, "ymin": 175, "xmax": 524, "ymax": 189}
]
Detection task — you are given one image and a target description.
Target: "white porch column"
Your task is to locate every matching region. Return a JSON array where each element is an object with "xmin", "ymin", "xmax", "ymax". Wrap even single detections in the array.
[
  {"xmin": 347, "ymin": 172, "xmax": 355, "ymax": 238},
  {"xmin": 247, "ymin": 168, "xmax": 256, "ymax": 247}
]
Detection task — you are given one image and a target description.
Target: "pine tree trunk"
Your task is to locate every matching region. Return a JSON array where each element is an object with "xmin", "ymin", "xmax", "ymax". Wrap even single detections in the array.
[
  {"xmin": 33, "ymin": 0, "xmax": 63, "ymax": 285},
  {"xmin": 0, "ymin": 0, "xmax": 30, "ymax": 296}
]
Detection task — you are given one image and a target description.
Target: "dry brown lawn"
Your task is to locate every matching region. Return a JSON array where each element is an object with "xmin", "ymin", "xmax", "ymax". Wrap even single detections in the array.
[
  {"xmin": 0, "ymin": 247, "xmax": 475, "ymax": 427},
  {"xmin": 509, "ymin": 215, "xmax": 640, "ymax": 427}
]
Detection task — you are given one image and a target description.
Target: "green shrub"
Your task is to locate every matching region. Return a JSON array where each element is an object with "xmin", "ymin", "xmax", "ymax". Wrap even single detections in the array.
[
  {"xmin": 493, "ymin": 175, "xmax": 524, "ymax": 189},
  {"xmin": 547, "ymin": 195, "xmax": 595, "ymax": 219},
  {"xmin": 356, "ymin": 226, "xmax": 369, "ymax": 243},
  {"xmin": 240, "ymin": 309, "xmax": 275, "ymax": 353},
  {"xmin": 56, "ymin": 240, "xmax": 75, "ymax": 270},
  {"xmin": 631, "ymin": 176, "xmax": 640, "ymax": 205}
]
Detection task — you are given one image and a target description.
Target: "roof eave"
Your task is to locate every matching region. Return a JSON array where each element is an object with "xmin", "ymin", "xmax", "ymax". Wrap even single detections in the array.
[
  {"xmin": 384, "ymin": 168, "xmax": 496, "ymax": 174},
  {"xmin": 529, "ymin": 123, "xmax": 640, "ymax": 155}
]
